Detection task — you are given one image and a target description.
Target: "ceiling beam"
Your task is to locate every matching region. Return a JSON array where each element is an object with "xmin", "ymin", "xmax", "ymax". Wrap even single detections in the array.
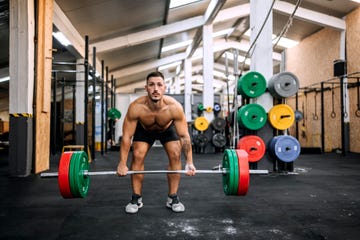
[
  {"xmin": 111, "ymin": 38, "xmax": 282, "ymax": 81},
  {"xmin": 274, "ymin": 1, "xmax": 346, "ymax": 31},
  {"xmin": 213, "ymin": 3, "xmax": 250, "ymax": 24},
  {"xmin": 204, "ymin": 0, "xmax": 227, "ymax": 25},
  {"xmin": 90, "ymin": 16, "xmax": 204, "ymax": 53},
  {"xmin": 53, "ymin": 2, "xmax": 102, "ymax": 73},
  {"xmin": 187, "ymin": 0, "xmax": 226, "ymax": 57},
  {"xmin": 91, "ymin": 3, "xmax": 252, "ymax": 54},
  {"xmin": 53, "ymin": 2, "xmax": 84, "ymax": 59},
  {"xmin": 111, "ymin": 52, "xmax": 187, "ymax": 79}
]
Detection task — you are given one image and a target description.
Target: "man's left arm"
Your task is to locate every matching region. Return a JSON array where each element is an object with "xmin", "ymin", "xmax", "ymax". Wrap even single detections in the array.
[{"xmin": 173, "ymin": 106, "xmax": 196, "ymax": 175}]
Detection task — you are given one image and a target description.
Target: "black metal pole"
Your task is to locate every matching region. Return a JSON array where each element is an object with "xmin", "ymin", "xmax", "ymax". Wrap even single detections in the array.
[
  {"xmin": 111, "ymin": 75, "xmax": 115, "ymax": 142},
  {"xmin": 61, "ymin": 78, "xmax": 65, "ymax": 149},
  {"xmin": 111, "ymin": 75, "xmax": 114, "ymax": 108},
  {"xmin": 101, "ymin": 60, "xmax": 105, "ymax": 155},
  {"xmin": 295, "ymin": 92, "xmax": 299, "ymax": 140},
  {"xmin": 91, "ymin": 47, "xmax": 96, "ymax": 160},
  {"xmin": 72, "ymin": 84, "xmax": 76, "ymax": 144},
  {"xmin": 84, "ymin": 35, "xmax": 89, "ymax": 154},
  {"xmin": 320, "ymin": 82, "xmax": 325, "ymax": 153},
  {"xmin": 105, "ymin": 66, "xmax": 109, "ymax": 153},
  {"xmin": 340, "ymin": 77, "xmax": 346, "ymax": 156},
  {"xmin": 51, "ymin": 72, "xmax": 57, "ymax": 155}
]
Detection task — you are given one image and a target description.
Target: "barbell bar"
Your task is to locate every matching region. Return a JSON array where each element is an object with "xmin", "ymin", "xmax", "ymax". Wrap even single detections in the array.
[
  {"xmin": 40, "ymin": 149, "xmax": 268, "ymax": 199},
  {"xmin": 41, "ymin": 168, "xmax": 268, "ymax": 177}
]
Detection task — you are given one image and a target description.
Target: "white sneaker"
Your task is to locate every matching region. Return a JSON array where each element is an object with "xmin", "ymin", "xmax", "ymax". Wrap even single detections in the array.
[
  {"xmin": 166, "ymin": 194, "xmax": 185, "ymax": 213},
  {"xmin": 125, "ymin": 195, "xmax": 143, "ymax": 214}
]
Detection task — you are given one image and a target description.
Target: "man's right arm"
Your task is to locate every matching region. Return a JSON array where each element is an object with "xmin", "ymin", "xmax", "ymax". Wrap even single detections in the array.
[{"xmin": 117, "ymin": 105, "xmax": 138, "ymax": 176}]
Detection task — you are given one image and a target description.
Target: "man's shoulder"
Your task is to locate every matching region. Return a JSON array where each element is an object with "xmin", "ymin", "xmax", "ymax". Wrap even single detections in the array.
[{"xmin": 164, "ymin": 95, "xmax": 180, "ymax": 105}]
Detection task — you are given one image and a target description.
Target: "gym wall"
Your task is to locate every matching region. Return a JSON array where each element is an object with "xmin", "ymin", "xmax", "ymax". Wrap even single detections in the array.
[{"xmin": 285, "ymin": 7, "xmax": 360, "ymax": 153}]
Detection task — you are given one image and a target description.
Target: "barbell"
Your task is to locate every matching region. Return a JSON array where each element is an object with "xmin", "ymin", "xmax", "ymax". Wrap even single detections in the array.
[{"xmin": 40, "ymin": 149, "xmax": 268, "ymax": 199}]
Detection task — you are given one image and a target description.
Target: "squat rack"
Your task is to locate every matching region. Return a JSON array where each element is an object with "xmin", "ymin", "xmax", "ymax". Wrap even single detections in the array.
[
  {"xmin": 296, "ymin": 71, "xmax": 360, "ymax": 155},
  {"xmin": 51, "ymin": 35, "xmax": 116, "ymax": 160}
]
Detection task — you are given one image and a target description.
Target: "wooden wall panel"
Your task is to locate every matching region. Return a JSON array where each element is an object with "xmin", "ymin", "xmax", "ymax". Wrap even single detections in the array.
[
  {"xmin": 286, "ymin": 7, "xmax": 360, "ymax": 153},
  {"xmin": 286, "ymin": 28, "xmax": 341, "ymax": 151},
  {"xmin": 35, "ymin": 0, "xmax": 53, "ymax": 173}
]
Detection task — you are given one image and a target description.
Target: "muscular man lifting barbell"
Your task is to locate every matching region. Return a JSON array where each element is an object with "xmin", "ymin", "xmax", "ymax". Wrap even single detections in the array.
[{"xmin": 116, "ymin": 71, "xmax": 196, "ymax": 214}]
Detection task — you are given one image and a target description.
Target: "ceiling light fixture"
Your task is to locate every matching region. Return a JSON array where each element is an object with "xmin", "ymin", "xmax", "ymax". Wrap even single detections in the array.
[
  {"xmin": 53, "ymin": 32, "xmax": 71, "ymax": 46},
  {"xmin": 0, "ymin": 76, "xmax": 10, "ymax": 83},
  {"xmin": 169, "ymin": 0, "xmax": 202, "ymax": 9},
  {"xmin": 158, "ymin": 61, "xmax": 182, "ymax": 71},
  {"xmin": 161, "ymin": 40, "xmax": 193, "ymax": 53}
]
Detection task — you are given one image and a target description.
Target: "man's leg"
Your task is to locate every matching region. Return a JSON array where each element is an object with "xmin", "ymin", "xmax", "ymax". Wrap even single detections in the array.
[
  {"xmin": 125, "ymin": 141, "xmax": 151, "ymax": 214},
  {"xmin": 131, "ymin": 141, "xmax": 151, "ymax": 195},
  {"xmin": 164, "ymin": 140, "xmax": 182, "ymax": 195},
  {"xmin": 163, "ymin": 140, "xmax": 185, "ymax": 212}
]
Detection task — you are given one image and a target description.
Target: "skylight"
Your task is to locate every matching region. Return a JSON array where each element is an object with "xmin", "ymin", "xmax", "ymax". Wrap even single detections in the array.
[{"xmin": 169, "ymin": 0, "xmax": 202, "ymax": 9}]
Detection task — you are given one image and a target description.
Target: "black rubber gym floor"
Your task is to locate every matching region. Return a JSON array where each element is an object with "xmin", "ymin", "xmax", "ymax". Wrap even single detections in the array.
[{"xmin": 0, "ymin": 148, "xmax": 360, "ymax": 240}]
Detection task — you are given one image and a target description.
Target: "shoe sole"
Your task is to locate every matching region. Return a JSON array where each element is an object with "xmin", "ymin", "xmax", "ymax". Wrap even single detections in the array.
[
  {"xmin": 125, "ymin": 202, "xmax": 143, "ymax": 214},
  {"xmin": 166, "ymin": 202, "xmax": 185, "ymax": 213}
]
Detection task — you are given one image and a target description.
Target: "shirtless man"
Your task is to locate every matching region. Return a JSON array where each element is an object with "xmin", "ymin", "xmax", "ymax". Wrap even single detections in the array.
[{"xmin": 117, "ymin": 71, "xmax": 196, "ymax": 214}]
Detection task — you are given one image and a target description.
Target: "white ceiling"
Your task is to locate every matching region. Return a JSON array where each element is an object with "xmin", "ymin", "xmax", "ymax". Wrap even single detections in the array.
[{"xmin": 1, "ymin": 0, "xmax": 360, "ymax": 96}]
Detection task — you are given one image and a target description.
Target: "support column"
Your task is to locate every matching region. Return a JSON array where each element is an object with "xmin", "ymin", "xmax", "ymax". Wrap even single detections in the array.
[
  {"xmin": 250, "ymin": 0, "xmax": 273, "ymax": 112},
  {"xmin": 202, "ymin": 24, "xmax": 214, "ymax": 122},
  {"xmin": 34, "ymin": 0, "xmax": 53, "ymax": 173},
  {"xmin": 75, "ymin": 58, "xmax": 85, "ymax": 144},
  {"xmin": 9, "ymin": 0, "xmax": 35, "ymax": 176},
  {"xmin": 249, "ymin": 0, "xmax": 274, "ymax": 170},
  {"xmin": 174, "ymin": 75, "xmax": 181, "ymax": 94},
  {"xmin": 184, "ymin": 58, "xmax": 192, "ymax": 121}
]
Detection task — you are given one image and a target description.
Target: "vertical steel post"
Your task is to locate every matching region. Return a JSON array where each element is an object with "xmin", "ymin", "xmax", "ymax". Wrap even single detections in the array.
[
  {"xmin": 84, "ymin": 36, "xmax": 89, "ymax": 155},
  {"xmin": 340, "ymin": 77, "xmax": 346, "ymax": 156},
  {"xmin": 320, "ymin": 82, "xmax": 325, "ymax": 153},
  {"xmin": 101, "ymin": 60, "xmax": 105, "ymax": 155},
  {"xmin": 91, "ymin": 47, "xmax": 96, "ymax": 160},
  {"xmin": 105, "ymin": 66, "xmax": 109, "ymax": 153},
  {"xmin": 72, "ymin": 84, "xmax": 76, "ymax": 143},
  {"xmin": 295, "ymin": 92, "xmax": 299, "ymax": 140},
  {"xmin": 61, "ymin": 77, "xmax": 65, "ymax": 149},
  {"xmin": 51, "ymin": 72, "xmax": 57, "ymax": 155}
]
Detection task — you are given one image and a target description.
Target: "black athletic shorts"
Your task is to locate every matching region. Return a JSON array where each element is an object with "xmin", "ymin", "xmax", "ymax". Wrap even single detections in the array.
[{"xmin": 132, "ymin": 122, "xmax": 180, "ymax": 145}]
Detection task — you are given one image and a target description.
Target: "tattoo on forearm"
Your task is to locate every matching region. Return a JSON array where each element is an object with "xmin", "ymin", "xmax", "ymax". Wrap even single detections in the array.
[{"xmin": 181, "ymin": 138, "xmax": 191, "ymax": 157}]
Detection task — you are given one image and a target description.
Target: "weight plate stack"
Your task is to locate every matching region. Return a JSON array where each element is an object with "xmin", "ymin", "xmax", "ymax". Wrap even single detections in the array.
[
  {"xmin": 222, "ymin": 149, "xmax": 232, "ymax": 195},
  {"xmin": 268, "ymin": 104, "xmax": 295, "ymax": 130},
  {"xmin": 108, "ymin": 108, "xmax": 121, "ymax": 120},
  {"xmin": 237, "ymin": 135, "xmax": 266, "ymax": 162},
  {"xmin": 193, "ymin": 133, "xmax": 209, "ymax": 148},
  {"xmin": 69, "ymin": 151, "xmax": 90, "ymax": 198},
  {"xmin": 193, "ymin": 116, "xmax": 209, "ymax": 131},
  {"xmin": 237, "ymin": 103, "xmax": 267, "ymax": 130},
  {"xmin": 211, "ymin": 117, "xmax": 226, "ymax": 131},
  {"xmin": 268, "ymin": 135, "xmax": 301, "ymax": 162},
  {"xmin": 237, "ymin": 71, "xmax": 267, "ymax": 98},
  {"xmin": 268, "ymin": 71, "xmax": 299, "ymax": 98},
  {"xmin": 212, "ymin": 133, "xmax": 226, "ymax": 148},
  {"xmin": 235, "ymin": 149, "xmax": 249, "ymax": 196},
  {"xmin": 230, "ymin": 149, "xmax": 239, "ymax": 195},
  {"xmin": 58, "ymin": 152, "xmax": 74, "ymax": 198}
]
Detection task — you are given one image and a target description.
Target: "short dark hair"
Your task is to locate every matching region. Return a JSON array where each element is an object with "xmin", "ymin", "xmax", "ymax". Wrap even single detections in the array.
[{"xmin": 146, "ymin": 71, "xmax": 164, "ymax": 82}]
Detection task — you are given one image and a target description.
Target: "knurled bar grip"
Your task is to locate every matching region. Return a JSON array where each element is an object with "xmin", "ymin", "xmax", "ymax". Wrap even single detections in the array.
[{"xmin": 40, "ymin": 169, "xmax": 268, "ymax": 178}]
